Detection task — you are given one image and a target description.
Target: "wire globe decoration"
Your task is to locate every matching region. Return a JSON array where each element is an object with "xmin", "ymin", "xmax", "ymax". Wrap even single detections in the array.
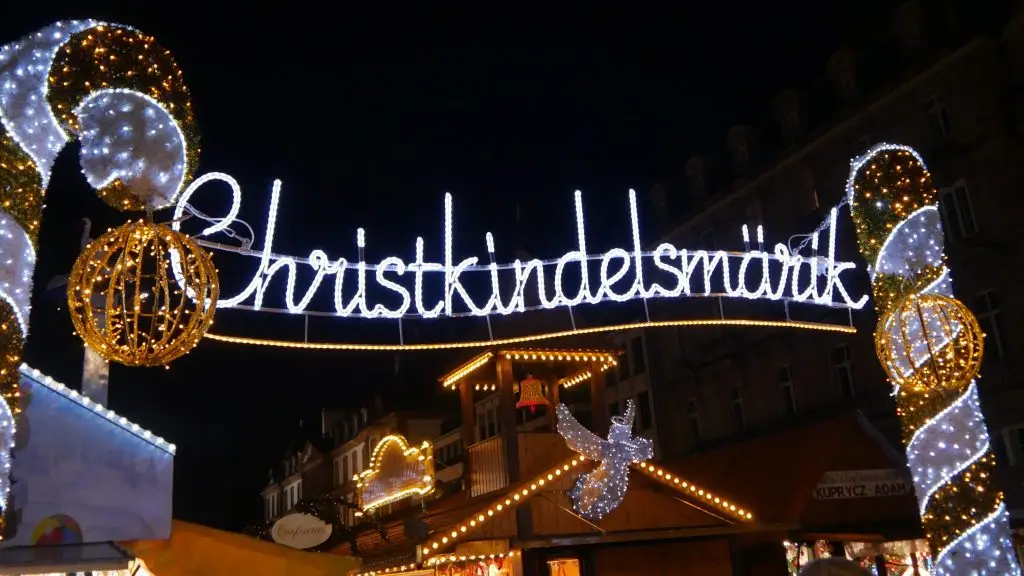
[
  {"xmin": 875, "ymin": 293, "xmax": 984, "ymax": 394},
  {"xmin": 67, "ymin": 220, "xmax": 219, "ymax": 367}
]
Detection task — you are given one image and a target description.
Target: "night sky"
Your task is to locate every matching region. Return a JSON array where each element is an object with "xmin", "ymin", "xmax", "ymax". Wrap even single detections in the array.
[{"xmin": 1, "ymin": 1, "xmax": 895, "ymax": 529}]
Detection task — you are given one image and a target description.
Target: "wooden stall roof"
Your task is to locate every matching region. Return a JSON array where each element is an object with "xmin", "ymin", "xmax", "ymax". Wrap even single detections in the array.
[
  {"xmin": 665, "ymin": 411, "xmax": 921, "ymax": 538},
  {"xmin": 438, "ymin": 347, "xmax": 622, "ymax": 389},
  {"xmin": 349, "ymin": 455, "xmax": 763, "ymax": 567}
]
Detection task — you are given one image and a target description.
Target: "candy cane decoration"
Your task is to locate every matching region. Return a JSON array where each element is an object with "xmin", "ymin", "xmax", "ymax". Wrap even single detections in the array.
[
  {"xmin": 0, "ymin": 20, "xmax": 199, "ymax": 537},
  {"xmin": 847, "ymin": 143, "xmax": 1019, "ymax": 575}
]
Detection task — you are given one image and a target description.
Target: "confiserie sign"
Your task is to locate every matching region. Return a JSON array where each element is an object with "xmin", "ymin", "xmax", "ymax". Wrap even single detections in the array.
[{"xmin": 271, "ymin": 513, "xmax": 333, "ymax": 549}]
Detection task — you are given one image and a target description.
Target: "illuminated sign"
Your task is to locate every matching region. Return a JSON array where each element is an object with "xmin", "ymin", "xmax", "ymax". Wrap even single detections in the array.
[
  {"xmin": 172, "ymin": 174, "xmax": 868, "ymax": 319},
  {"xmin": 357, "ymin": 434, "xmax": 434, "ymax": 512},
  {"xmin": 270, "ymin": 512, "xmax": 333, "ymax": 549}
]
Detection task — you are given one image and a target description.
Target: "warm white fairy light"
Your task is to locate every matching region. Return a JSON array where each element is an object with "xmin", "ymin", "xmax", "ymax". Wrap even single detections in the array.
[
  {"xmin": 556, "ymin": 400, "xmax": 652, "ymax": 522},
  {"xmin": 20, "ymin": 364, "xmax": 175, "ymax": 455}
]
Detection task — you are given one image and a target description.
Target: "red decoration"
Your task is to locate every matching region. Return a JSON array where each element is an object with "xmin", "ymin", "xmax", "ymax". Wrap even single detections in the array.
[{"xmin": 516, "ymin": 374, "xmax": 549, "ymax": 413}]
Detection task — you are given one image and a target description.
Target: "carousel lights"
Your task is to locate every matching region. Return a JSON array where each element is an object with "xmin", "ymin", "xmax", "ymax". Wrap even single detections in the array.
[
  {"xmin": 357, "ymin": 435, "xmax": 434, "ymax": 512},
  {"xmin": 420, "ymin": 457, "xmax": 585, "ymax": 556},
  {"xmin": 634, "ymin": 461, "xmax": 752, "ymax": 521},
  {"xmin": 355, "ymin": 563, "xmax": 420, "ymax": 576},
  {"xmin": 175, "ymin": 177, "xmax": 868, "ymax": 318},
  {"xmin": 502, "ymin": 349, "xmax": 618, "ymax": 364},
  {"xmin": 20, "ymin": 364, "xmax": 175, "ymax": 454},
  {"xmin": 426, "ymin": 551, "xmax": 518, "ymax": 567}
]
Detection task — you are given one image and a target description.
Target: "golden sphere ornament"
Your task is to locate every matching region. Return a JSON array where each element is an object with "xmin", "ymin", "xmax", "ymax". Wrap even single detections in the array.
[
  {"xmin": 67, "ymin": 220, "xmax": 218, "ymax": 367},
  {"xmin": 875, "ymin": 293, "xmax": 984, "ymax": 394}
]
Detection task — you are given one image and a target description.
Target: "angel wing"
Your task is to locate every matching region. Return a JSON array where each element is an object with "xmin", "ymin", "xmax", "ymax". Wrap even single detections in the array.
[{"xmin": 556, "ymin": 403, "xmax": 606, "ymax": 460}]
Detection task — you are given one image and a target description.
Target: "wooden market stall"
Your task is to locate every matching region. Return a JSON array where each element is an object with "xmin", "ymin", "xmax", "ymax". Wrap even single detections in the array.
[{"xmin": 122, "ymin": 520, "xmax": 362, "ymax": 576}]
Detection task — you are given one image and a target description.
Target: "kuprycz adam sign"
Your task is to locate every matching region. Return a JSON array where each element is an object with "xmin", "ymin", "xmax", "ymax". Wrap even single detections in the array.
[{"xmin": 813, "ymin": 469, "xmax": 912, "ymax": 501}]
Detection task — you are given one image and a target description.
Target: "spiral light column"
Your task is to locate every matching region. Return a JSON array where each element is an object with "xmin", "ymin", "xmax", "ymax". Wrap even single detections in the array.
[
  {"xmin": 847, "ymin": 143, "xmax": 1020, "ymax": 575},
  {"xmin": 0, "ymin": 20, "xmax": 199, "ymax": 537}
]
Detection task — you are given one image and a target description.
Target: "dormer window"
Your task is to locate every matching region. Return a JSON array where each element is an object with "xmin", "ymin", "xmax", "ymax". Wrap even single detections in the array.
[
  {"xmin": 735, "ymin": 143, "xmax": 749, "ymax": 169},
  {"xmin": 840, "ymin": 74, "xmax": 855, "ymax": 98},
  {"xmin": 727, "ymin": 126, "xmax": 754, "ymax": 173},
  {"xmin": 827, "ymin": 49, "xmax": 859, "ymax": 102},
  {"xmin": 685, "ymin": 156, "xmax": 710, "ymax": 200},
  {"xmin": 775, "ymin": 90, "xmax": 804, "ymax": 142}
]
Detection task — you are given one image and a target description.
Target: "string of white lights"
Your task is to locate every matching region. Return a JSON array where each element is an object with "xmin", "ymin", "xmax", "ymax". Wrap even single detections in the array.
[
  {"xmin": 172, "ymin": 178, "xmax": 869, "ymax": 319},
  {"xmin": 935, "ymin": 502, "xmax": 1018, "ymax": 574},
  {"xmin": 0, "ymin": 20, "xmax": 96, "ymax": 186},
  {"xmin": 0, "ymin": 210, "xmax": 35, "ymax": 335},
  {"xmin": 19, "ymin": 365, "xmax": 175, "ymax": 455},
  {"xmin": 905, "ymin": 382, "xmax": 989, "ymax": 516}
]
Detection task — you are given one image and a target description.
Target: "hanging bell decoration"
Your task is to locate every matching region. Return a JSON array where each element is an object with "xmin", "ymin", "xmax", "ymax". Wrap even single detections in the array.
[{"xmin": 515, "ymin": 374, "xmax": 550, "ymax": 413}]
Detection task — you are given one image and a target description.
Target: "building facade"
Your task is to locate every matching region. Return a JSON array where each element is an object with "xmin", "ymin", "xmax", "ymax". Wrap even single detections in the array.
[{"xmin": 638, "ymin": 0, "xmax": 1024, "ymax": 518}]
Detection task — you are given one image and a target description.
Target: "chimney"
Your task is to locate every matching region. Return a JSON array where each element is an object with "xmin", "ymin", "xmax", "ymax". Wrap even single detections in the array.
[{"xmin": 685, "ymin": 156, "xmax": 710, "ymax": 202}]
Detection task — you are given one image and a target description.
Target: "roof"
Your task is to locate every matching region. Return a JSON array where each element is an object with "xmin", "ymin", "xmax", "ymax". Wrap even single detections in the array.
[
  {"xmin": 439, "ymin": 347, "xmax": 621, "ymax": 390},
  {"xmin": 123, "ymin": 520, "xmax": 362, "ymax": 576},
  {"xmin": 342, "ymin": 452, "xmax": 758, "ymax": 572},
  {"xmin": 665, "ymin": 411, "xmax": 920, "ymax": 532},
  {"xmin": 20, "ymin": 364, "xmax": 175, "ymax": 454}
]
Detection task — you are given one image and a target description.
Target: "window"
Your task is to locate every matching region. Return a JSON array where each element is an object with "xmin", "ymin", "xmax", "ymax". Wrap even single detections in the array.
[
  {"xmin": 800, "ymin": 168, "xmax": 818, "ymax": 213},
  {"xmin": 692, "ymin": 171, "xmax": 706, "ymax": 196},
  {"xmin": 832, "ymin": 344, "xmax": 855, "ymax": 401},
  {"xmin": 839, "ymin": 74, "xmax": 855, "ymax": 99},
  {"xmin": 617, "ymin": 353, "xmax": 630, "ymax": 381},
  {"xmin": 636, "ymin": 391, "xmax": 653, "ymax": 431},
  {"xmin": 746, "ymin": 201, "xmax": 762, "ymax": 228},
  {"xmin": 630, "ymin": 337, "xmax": 646, "ymax": 375},
  {"xmin": 686, "ymin": 398, "xmax": 701, "ymax": 440},
  {"xmin": 477, "ymin": 414, "xmax": 485, "ymax": 442},
  {"xmin": 606, "ymin": 364, "xmax": 619, "ymax": 387},
  {"xmin": 783, "ymin": 111, "xmax": 800, "ymax": 140},
  {"xmin": 778, "ymin": 365, "xmax": 797, "ymax": 417},
  {"xmin": 735, "ymin": 143, "xmax": 750, "ymax": 168},
  {"xmin": 731, "ymin": 384, "xmax": 746, "ymax": 431},
  {"xmin": 341, "ymin": 455, "xmax": 349, "ymax": 484},
  {"xmin": 939, "ymin": 181, "xmax": 977, "ymax": 240},
  {"xmin": 700, "ymin": 229, "xmax": 716, "ymax": 251},
  {"xmin": 487, "ymin": 412, "xmax": 497, "ymax": 438},
  {"xmin": 973, "ymin": 290, "xmax": 1004, "ymax": 358},
  {"xmin": 925, "ymin": 94, "xmax": 950, "ymax": 139}
]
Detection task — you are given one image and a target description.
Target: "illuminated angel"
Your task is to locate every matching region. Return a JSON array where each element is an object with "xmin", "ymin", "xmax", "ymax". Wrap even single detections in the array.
[{"xmin": 556, "ymin": 400, "xmax": 653, "ymax": 522}]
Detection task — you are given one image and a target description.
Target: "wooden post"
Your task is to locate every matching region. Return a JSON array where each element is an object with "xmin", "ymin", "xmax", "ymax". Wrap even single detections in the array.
[
  {"xmin": 496, "ymin": 356, "xmax": 521, "ymax": 484},
  {"xmin": 545, "ymin": 376, "xmax": 560, "ymax": 431},
  {"xmin": 589, "ymin": 364, "xmax": 609, "ymax": 436},
  {"xmin": 459, "ymin": 379, "xmax": 476, "ymax": 482}
]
